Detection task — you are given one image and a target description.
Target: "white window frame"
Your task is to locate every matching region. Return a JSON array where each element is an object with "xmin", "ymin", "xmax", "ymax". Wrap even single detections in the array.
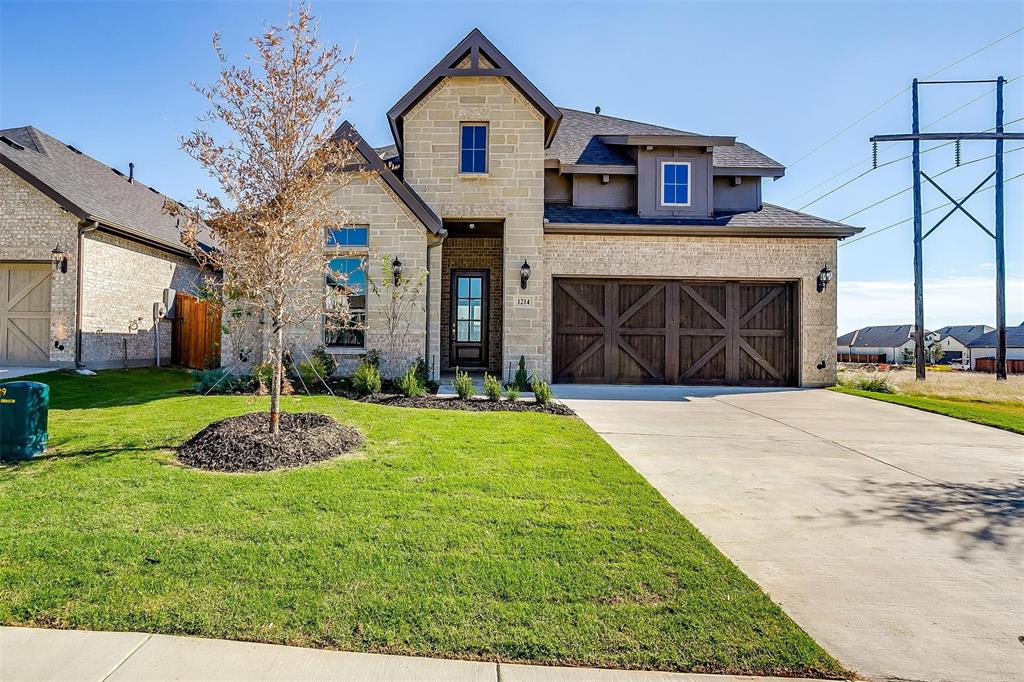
[
  {"xmin": 659, "ymin": 161, "xmax": 692, "ymax": 208},
  {"xmin": 324, "ymin": 226, "xmax": 369, "ymax": 350}
]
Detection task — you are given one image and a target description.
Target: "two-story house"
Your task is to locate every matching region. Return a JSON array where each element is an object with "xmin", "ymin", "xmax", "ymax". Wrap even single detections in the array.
[{"xmin": 310, "ymin": 29, "xmax": 860, "ymax": 387}]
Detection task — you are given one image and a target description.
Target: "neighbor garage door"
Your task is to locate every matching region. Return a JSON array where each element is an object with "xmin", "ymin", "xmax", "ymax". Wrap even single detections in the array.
[
  {"xmin": 552, "ymin": 278, "xmax": 796, "ymax": 386},
  {"xmin": 0, "ymin": 263, "xmax": 52, "ymax": 366}
]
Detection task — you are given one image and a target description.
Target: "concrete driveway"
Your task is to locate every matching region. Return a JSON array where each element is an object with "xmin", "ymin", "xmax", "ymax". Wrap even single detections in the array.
[{"xmin": 555, "ymin": 386, "xmax": 1023, "ymax": 682}]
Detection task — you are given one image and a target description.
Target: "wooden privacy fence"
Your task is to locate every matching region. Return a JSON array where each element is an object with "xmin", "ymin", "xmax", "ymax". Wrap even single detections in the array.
[
  {"xmin": 837, "ymin": 353, "xmax": 886, "ymax": 363},
  {"xmin": 974, "ymin": 357, "xmax": 1024, "ymax": 374},
  {"xmin": 171, "ymin": 292, "xmax": 221, "ymax": 370}
]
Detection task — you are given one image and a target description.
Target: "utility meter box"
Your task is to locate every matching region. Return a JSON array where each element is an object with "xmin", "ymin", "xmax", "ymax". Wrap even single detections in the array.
[{"xmin": 0, "ymin": 381, "xmax": 49, "ymax": 461}]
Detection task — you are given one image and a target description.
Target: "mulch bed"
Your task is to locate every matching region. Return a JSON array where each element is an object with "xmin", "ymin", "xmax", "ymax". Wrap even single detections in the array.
[
  {"xmin": 358, "ymin": 394, "xmax": 575, "ymax": 416},
  {"xmin": 177, "ymin": 412, "xmax": 363, "ymax": 473}
]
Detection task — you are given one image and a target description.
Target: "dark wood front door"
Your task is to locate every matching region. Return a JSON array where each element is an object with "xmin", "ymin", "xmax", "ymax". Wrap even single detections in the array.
[
  {"xmin": 450, "ymin": 270, "xmax": 488, "ymax": 368},
  {"xmin": 552, "ymin": 278, "xmax": 796, "ymax": 386}
]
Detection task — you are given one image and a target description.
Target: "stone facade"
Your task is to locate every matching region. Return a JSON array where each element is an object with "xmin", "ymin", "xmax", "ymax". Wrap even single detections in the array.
[
  {"xmin": 79, "ymin": 230, "xmax": 202, "ymax": 368},
  {"xmin": 0, "ymin": 166, "xmax": 80, "ymax": 365},
  {"xmin": 542, "ymin": 234, "xmax": 838, "ymax": 386},
  {"xmin": 401, "ymin": 74, "xmax": 547, "ymax": 377},
  {"xmin": 439, "ymin": 236, "xmax": 503, "ymax": 373}
]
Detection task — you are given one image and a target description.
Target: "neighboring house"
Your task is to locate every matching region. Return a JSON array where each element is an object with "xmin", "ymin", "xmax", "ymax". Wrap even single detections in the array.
[
  {"xmin": 836, "ymin": 325, "xmax": 938, "ymax": 364},
  {"xmin": 967, "ymin": 323, "xmax": 1024, "ymax": 373},
  {"xmin": 275, "ymin": 28, "xmax": 861, "ymax": 387},
  {"xmin": 0, "ymin": 126, "xmax": 209, "ymax": 368},
  {"xmin": 933, "ymin": 324, "xmax": 993, "ymax": 365}
]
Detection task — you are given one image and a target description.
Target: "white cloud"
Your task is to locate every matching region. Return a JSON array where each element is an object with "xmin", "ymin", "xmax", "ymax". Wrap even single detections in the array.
[{"xmin": 838, "ymin": 275, "xmax": 1024, "ymax": 333}]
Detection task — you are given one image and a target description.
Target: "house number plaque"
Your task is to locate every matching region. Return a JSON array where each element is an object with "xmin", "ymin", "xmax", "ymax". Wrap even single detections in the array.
[{"xmin": 513, "ymin": 295, "xmax": 534, "ymax": 308}]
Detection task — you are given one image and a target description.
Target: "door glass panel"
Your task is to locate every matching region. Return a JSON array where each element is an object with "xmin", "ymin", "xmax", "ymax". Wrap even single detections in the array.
[{"xmin": 454, "ymin": 275, "xmax": 484, "ymax": 343}]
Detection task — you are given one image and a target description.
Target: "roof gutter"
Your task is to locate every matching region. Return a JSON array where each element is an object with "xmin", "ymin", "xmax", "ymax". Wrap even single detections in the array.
[
  {"xmin": 543, "ymin": 222, "xmax": 863, "ymax": 239},
  {"xmin": 424, "ymin": 228, "xmax": 448, "ymax": 378}
]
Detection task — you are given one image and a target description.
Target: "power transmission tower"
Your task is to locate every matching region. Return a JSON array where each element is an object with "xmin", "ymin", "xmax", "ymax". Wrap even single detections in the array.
[{"xmin": 871, "ymin": 77, "xmax": 1022, "ymax": 380}]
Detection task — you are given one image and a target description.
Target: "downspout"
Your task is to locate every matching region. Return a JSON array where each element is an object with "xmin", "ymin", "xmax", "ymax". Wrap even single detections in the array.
[
  {"xmin": 74, "ymin": 220, "xmax": 100, "ymax": 368},
  {"xmin": 424, "ymin": 228, "xmax": 448, "ymax": 379}
]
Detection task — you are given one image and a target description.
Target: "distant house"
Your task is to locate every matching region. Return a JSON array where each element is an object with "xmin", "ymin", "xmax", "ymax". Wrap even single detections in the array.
[
  {"xmin": 0, "ymin": 126, "xmax": 211, "ymax": 369},
  {"xmin": 933, "ymin": 325, "xmax": 993, "ymax": 365},
  {"xmin": 836, "ymin": 325, "xmax": 938, "ymax": 364},
  {"xmin": 967, "ymin": 323, "xmax": 1024, "ymax": 374}
]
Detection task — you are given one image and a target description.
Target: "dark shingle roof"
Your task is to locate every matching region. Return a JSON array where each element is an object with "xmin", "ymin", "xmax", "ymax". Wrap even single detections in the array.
[
  {"xmin": 935, "ymin": 325, "xmax": 994, "ymax": 345},
  {"xmin": 837, "ymin": 325, "xmax": 934, "ymax": 348},
  {"xmin": 967, "ymin": 325, "xmax": 1024, "ymax": 348},
  {"xmin": 544, "ymin": 202, "xmax": 857, "ymax": 233},
  {"xmin": 547, "ymin": 108, "xmax": 784, "ymax": 172},
  {"xmin": 374, "ymin": 107, "xmax": 784, "ymax": 173},
  {"xmin": 0, "ymin": 126, "xmax": 210, "ymax": 252}
]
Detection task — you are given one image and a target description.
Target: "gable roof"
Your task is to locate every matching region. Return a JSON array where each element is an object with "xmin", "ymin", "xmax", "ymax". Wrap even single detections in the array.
[
  {"xmin": 547, "ymin": 108, "xmax": 784, "ymax": 176},
  {"xmin": 837, "ymin": 325, "xmax": 935, "ymax": 348},
  {"xmin": 0, "ymin": 126, "xmax": 210, "ymax": 254},
  {"xmin": 967, "ymin": 324, "xmax": 1024, "ymax": 348},
  {"xmin": 387, "ymin": 29, "xmax": 562, "ymax": 153},
  {"xmin": 332, "ymin": 122, "xmax": 442, "ymax": 234},
  {"xmin": 935, "ymin": 324, "xmax": 994, "ymax": 345}
]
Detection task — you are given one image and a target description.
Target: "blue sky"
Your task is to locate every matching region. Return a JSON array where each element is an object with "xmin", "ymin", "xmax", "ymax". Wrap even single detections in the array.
[{"xmin": 2, "ymin": 0, "xmax": 1022, "ymax": 332}]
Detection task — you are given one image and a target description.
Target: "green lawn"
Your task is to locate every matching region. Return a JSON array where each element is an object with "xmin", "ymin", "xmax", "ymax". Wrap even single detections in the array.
[
  {"xmin": 830, "ymin": 385, "xmax": 1024, "ymax": 435},
  {"xmin": 0, "ymin": 369, "xmax": 845, "ymax": 677}
]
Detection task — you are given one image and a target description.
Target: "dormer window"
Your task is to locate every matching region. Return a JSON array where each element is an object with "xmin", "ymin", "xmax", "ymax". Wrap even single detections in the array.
[
  {"xmin": 460, "ymin": 123, "xmax": 488, "ymax": 174},
  {"xmin": 660, "ymin": 161, "xmax": 691, "ymax": 207}
]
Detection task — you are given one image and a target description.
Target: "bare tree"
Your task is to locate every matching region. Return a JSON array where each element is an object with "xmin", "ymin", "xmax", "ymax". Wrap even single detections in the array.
[
  {"xmin": 175, "ymin": 4, "xmax": 367, "ymax": 433},
  {"xmin": 367, "ymin": 255, "xmax": 428, "ymax": 379}
]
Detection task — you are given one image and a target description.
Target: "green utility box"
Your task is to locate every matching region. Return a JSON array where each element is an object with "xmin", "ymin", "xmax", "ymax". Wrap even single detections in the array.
[{"xmin": 0, "ymin": 381, "xmax": 49, "ymax": 462}]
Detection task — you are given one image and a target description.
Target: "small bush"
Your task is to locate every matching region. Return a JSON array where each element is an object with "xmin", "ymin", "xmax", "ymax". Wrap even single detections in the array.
[
  {"xmin": 840, "ymin": 374, "xmax": 896, "ymax": 394},
  {"xmin": 361, "ymin": 349, "xmax": 382, "ymax": 368},
  {"xmin": 252, "ymin": 361, "xmax": 274, "ymax": 387},
  {"xmin": 514, "ymin": 356, "xmax": 531, "ymax": 391},
  {"xmin": 353, "ymin": 361, "xmax": 382, "ymax": 396},
  {"xmin": 297, "ymin": 357, "xmax": 328, "ymax": 392},
  {"xmin": 412, "ymin": 355, "xmax": 431, "ymax": 386},
  {"xmin": 312, "ymin": 345, "xmax": 338, "ymax": 377},
  {"xmin": 483, "ymin": 373, "xmax": 502, "ymax": 401},
  {"xmin": 505, "ymin": 384, "xmax": 520, "ymax": 402},
  {"xmin": 531, "ymin": 379, "xmax": 553, "ymax": 405},
  {"xmin": 452, "ymin": 367, "xmax": 475, "ymax": 400},
  {"xmin": 192, "ymin": 368, "xmax": 250, "ymax": 394},
  {"xmin": 397, "ymin": 364, "xmax": 427, "ymax": 398}
]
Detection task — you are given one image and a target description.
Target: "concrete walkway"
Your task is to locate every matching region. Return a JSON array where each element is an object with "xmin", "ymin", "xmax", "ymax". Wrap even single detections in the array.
[
  {"xmin": 0, "ymin": 366, "xmax": 55, "ymax": 380},
  {"xmin": 555, "ymin": 385, "xmax": 1024, "ymax": 682},
  {"xmin": 0, "ymin": 627, "xmax": 827, "ymax": 682}
]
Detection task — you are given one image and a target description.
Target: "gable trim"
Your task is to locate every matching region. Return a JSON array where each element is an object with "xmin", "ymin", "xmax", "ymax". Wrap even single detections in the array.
[{"xmin": 386, "ymin": 28, "xmax": 562, "ymax": 153}]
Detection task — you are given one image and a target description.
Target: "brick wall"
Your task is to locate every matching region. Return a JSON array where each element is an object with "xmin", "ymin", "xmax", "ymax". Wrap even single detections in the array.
[
  {"xmin": 0, "ymin": 166, "xmax": 80, "ymax": 365},
  {"xmin": 402, "ymin": 73, "xmax": 546, "ymax": 377},
  {"xmin": 543, "ymin": 234, "xmax": 839, "ymax": 386},
  {"xmin": 80, "ymin": 230, "xmax": 203, "ymax": 368},
  {"xmin": 439, "ymin": 236, "xmax": 503, "ymax": 372}
]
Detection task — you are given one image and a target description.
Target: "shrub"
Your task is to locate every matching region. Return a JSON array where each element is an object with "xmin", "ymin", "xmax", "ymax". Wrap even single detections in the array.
[
  {"xmin": 352, "ymin": 360, "xmax": 382, "ymax": 396},
  {"xmin": 840, "ymin": 374, "xmax": 896, "ymax": 394},
  {"xmin": 312, "ymin": 345, "xmax": 338, "ymax": 377},
  {"xmin": 362, "ymin": 349, "xmax": 382, "ymax": 368},
  {"xmin": 505, "ymin": 384, "xmax": 520, "ymax": 402},
  {"xmin": 483, "ymin": 373, "xmax": 502, "ymax": 401},
  {"xmin": 396, "ymin": 364, "xmax": 427, "ymax": 398},
  {"xmin": 452, "ymin": 367, "xmax": 475, "ymax": 400},
  {"xmin": 514, "ymin": 355, "xmax": 531, "ymax": 391},
  {"xmin": 252, "ymin": 361, "xmax": 274, "ymax": 387},
  {"xmin": 192, "ymin": 368, "xmax": 251, "ymax": 394},
  {"xmin": 531, "ymin": 379, "xmax": 553, "ymax": 405},
  {"xmin": 412, "ymin": 355, "xmax": 431, "ymax": 386},
  {"xmin": 297, "ymin": 357, "xmax": 328, "ymax": 392}
]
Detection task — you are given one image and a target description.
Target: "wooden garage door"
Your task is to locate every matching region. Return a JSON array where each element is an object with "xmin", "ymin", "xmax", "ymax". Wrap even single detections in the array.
[
  {"xmin": 552, "ymin": 278, "xmax": 796, "ymax": 386},
  {"xmin": 0, "ymin": 263, "xmax": 52, "ymax": 366}
]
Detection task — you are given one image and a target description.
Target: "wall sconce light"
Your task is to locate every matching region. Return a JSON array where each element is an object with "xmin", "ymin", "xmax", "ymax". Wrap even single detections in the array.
[
  {"xmin": 816, "ymin": 264, "xmax": 833, "ymax": 293},
  {"xmin": 50, "ymin": 243, "xmax": 68, "ymax": 274},
  {"xmin": 817, "ymin": 359, "xmax": 827, "ymax": 370},
  {"xmin": 391, "ymin": 257, "xmax": 403, "ymax": 285},
  {"xmin": 520, "ymin": 260, "xmax": 532, "ymax": 290}
]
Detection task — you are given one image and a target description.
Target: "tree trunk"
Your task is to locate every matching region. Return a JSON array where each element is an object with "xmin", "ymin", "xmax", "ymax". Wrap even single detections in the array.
[{"xmin": 269, "ymin": 322, "xmax": 283, "ymax": 434}]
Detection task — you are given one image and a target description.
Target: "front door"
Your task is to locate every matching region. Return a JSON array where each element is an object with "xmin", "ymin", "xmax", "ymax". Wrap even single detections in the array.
[{"xmin": 450, "ymin": 270, "xmax": 488, "ymax": 368}]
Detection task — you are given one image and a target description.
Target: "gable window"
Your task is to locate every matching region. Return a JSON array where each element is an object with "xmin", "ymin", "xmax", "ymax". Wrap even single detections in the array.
[
  {"xmin": 660, "ymin": 161, "xmax": 691, "ymax": 207},
  {"xmin": 325, "ymin": 227, "xmax": 368, "ymax": 348},
  {"xmin": 460, "ymin": 123, "xmax": 488, "ymax": 174}
]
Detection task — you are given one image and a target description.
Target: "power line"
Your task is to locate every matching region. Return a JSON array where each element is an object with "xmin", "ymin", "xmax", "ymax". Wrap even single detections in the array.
[
  {"xmin": 838, "ymin": 145, "xmax": 1024, "ymax": 222},
  {"xmin": 839, "ymin": 170, "xmax": 1024, "ymax": 247},
  {"xmin": 785, "ymin": 26, "xmax": 1024, "ymax": 169},
  {"xmin": 781, "ymin": 75, "xmax": 1020, "ymax": 205}
]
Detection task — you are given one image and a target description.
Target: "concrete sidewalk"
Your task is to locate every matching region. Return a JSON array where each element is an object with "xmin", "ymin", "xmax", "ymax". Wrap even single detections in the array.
[{"xmin": 0, "ymin": 627, "xmax": 831, "ymax": 682}]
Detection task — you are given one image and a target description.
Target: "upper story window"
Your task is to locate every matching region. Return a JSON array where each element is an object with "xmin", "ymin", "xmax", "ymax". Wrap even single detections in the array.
[
  {"xmin": 460, "ymin": 123, "xmax": 488, "ymax": 174},
  {"xmin": 324, "ymin": 226, "xmax": 369, "ymax": 348},
  {"xmin": 660, "ymin": 161, "xmax": 691, "ymax": 207}
]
